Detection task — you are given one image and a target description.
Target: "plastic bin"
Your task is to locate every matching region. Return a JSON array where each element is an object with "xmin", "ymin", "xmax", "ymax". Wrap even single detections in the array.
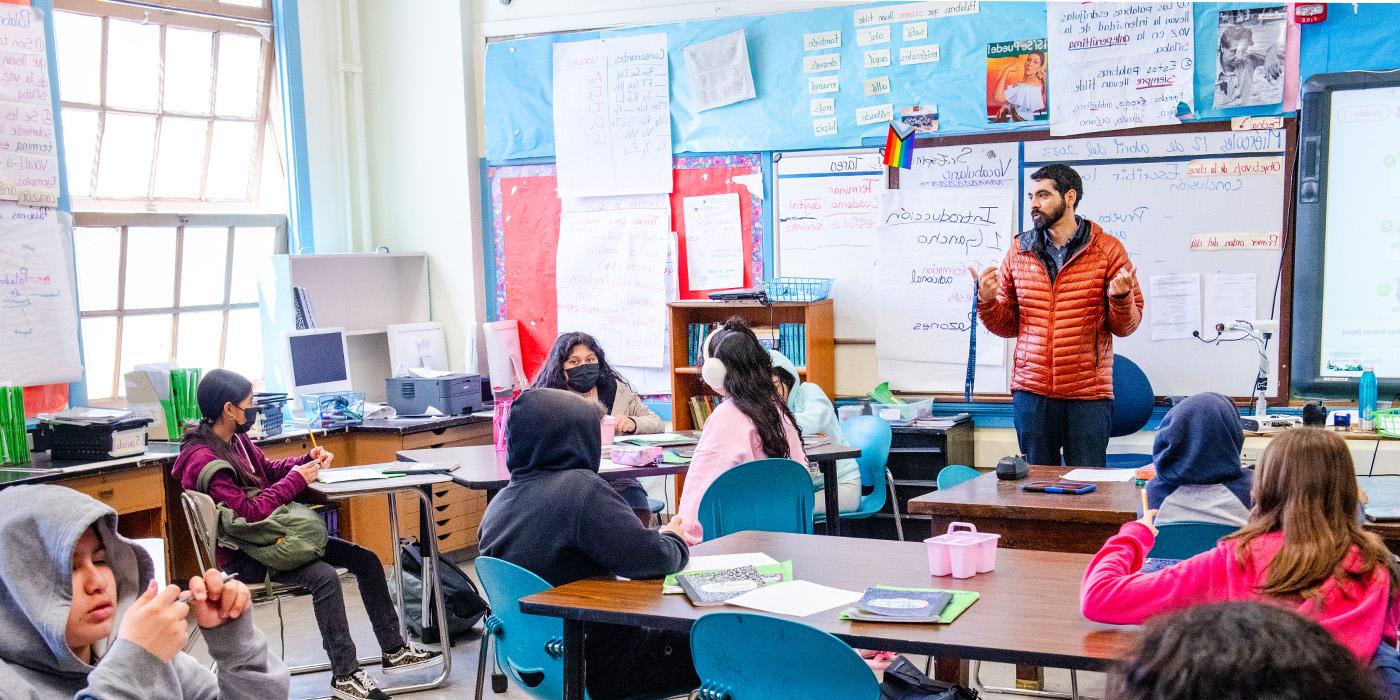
[
  {"xmin": 299, "ymin": 392, "xmax": 365, "ymax": 428},
  {"xmin": 944, "ymin": 522, "xmax": 1001, "ymax": 573},
  {"xmin": 925, "ymin": 532, "xmax": 980, "ymax": 579},
  {"xmin": 762, "ymin": 277, "xmax": 833, "ymax": 302},
  {"xmin": 873, "ymin": 399, "xmax": 934, "ymax": 425}
]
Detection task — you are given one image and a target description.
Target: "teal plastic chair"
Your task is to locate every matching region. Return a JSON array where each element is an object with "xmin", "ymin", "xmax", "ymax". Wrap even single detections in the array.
[
  {"xmin": 1146, "ymin": 521, "xmax": 1238, "ymax": 560},
  {"xmin": 691, "ymin": 612, "xmax": 880, "ymax": 700},
  {"xmin": 473, "ymin": 557, "xmax": 567, "ymax": 700},
  {"xmin": 936, "ymin": 464, "xmax": 981, "ymax": 490},
  {"xmin": 815, "ymin": 416, "xmax": 902, "ymax": 540},
  {"xmin": 697, "ymin": 458, "xmax": 814, "ymax": 541}
]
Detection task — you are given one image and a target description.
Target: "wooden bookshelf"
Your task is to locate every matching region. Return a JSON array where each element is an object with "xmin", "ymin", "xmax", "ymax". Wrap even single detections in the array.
[{"xmin": 668, "ymin": 299, "xmax": 834, "ymax": 431}]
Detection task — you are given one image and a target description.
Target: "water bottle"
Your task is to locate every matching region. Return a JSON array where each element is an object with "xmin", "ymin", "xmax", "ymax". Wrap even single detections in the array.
[{"xmin": 1360, "ymin": 367, "xmax": 1378, "ymax": 432}]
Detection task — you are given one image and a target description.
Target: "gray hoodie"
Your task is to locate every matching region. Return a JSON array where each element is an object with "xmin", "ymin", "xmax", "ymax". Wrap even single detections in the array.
[{"xmin": 0, "ymin": 484, "xmax": 289, "ymax": 699}]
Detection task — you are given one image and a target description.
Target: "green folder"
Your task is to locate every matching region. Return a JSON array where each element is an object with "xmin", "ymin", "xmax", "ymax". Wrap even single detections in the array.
[
  {"xmin": 663, "ymin": 560, "xmax": 794, "ymax": 594},
  {"xmin": 0, "ymin": 385, "xmax": 29, "ymax": 466},
  {"xmin": 866, "ymin": 382, "xmax": 905, "ymax": 405},
  {"xmin": 839, "ymin": 585, "xmax": 979, "ymax": 624}
]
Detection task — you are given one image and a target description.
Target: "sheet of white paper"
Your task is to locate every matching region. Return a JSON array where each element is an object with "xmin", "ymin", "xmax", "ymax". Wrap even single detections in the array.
[
  {"xmin": 682, "ymin": 192, "xmax": 744, "ymax": 290},
  {"xmin": 318, "ymin": 467, "xmax": 390, "ymax": 484},
  {"xmin": 615, "ymin": 432, "xmax": 688, "ymax": 443},
  {"xmin": 363, "ymin": 403, "xmax": 397, "ymax": 420},
  {"xmin": 556, "ymin": 195, "xmax": 670, "ymax": 368},
  {"xmin": 0, "ymin": 5, "xmax": 60, "ymax": 207},
  {"xmin": 1148, "ymin": 273, "xmax": 1202, "ymax": 341},
  {"xmin": 552, "ymin": 33, "xmax": 672, "ymax": 197},
  {"xmin": 1047, "ymin": 3, "xmax": 1195, "ymax": 136},
  {"xmin": 680, "ymin": 553, "xmax": 780, "ymax": 573},
  {"xmin": 0, "ymin": 205, "xmax": 82, "ymax": 386},
  {"xmin": 1062, "ymin": 468, "xmax": 1140, "ymax": 482},
  {"xmin": 683, "ymin": 29, "xmax": 755, "ymax": 112},
  {"xmin": 1203, "ymin": 273, "xmax": 1258, "ymax": 334},
  {"xmin": 408, "ymin": 367, "xmax": 454, "ymax": 379},
  {"xmin": 725, "ymin": 580, "xmax": 862, "ymax": 617}
]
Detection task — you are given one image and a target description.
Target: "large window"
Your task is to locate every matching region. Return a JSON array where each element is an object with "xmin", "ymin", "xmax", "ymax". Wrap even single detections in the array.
[{"xmin": 53, "ymin": 0, "xmax": 287, "ymax": 402}]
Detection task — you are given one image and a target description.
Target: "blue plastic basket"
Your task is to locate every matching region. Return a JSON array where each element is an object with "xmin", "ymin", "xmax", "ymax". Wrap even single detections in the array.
[{"xmin": 762, "ymin": 277, "xmax": 833, "ymax": 302}]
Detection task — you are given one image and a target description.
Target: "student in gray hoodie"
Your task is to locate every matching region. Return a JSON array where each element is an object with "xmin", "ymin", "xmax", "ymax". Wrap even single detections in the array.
[{"xmin": 0, "ymin": 484, "xmax": 289, "ymax": 699}]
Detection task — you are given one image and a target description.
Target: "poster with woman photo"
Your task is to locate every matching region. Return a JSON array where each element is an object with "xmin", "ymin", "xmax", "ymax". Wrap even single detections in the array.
[
  {"xmin": 1215, "ymin": 6, "xmax": 1287, "ymax": 108},
  {"xmin": 987, "ymin": 38, "xmax": 1047, "ymax": 123}
]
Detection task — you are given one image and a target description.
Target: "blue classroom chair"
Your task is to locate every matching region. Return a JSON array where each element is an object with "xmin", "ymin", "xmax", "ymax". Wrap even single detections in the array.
[
  {"xmin": 691, "ymin": 612, "xmax": 880, "ymax": 700},
  {"xmin": 1146, "ymin": 521, "xmax": 1238, "ymax": 560},
  {"xmin": 815, "ymin": 416, "xmax": 904, "ymax": 540},
  {"xmin": 936, "ymin": 464, "xmax": 981, "ymax": 491},
  {"xmin": 697, "ymin": 458, "xmax": 814, "ymax": 541},
  {"xmin": 472, "ymin": 557, "xmax": 565, "ymax": 700},
  {"xmin": 1107, "ymin": 354, "xmax": 1155, "ymax": 469}
]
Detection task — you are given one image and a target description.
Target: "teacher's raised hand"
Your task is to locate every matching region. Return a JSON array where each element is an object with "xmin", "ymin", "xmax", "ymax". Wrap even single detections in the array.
[{"xmin": 1109, "ymin": 264, "xmax": 1138, "ymax": 298}]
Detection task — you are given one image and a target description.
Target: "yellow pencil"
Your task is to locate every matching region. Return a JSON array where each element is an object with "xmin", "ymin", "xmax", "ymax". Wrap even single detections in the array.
[
  {"xmin": 308, "ymin": 430, "xmax": 318, "ymax": 449},
  {"xmin": 1139, "ymin": 487, "xmax": 1149, "ymax": 517}
]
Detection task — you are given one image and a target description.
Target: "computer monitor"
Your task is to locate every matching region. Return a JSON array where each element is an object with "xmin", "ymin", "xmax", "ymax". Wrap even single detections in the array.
[
  {"xmin": 284, "ymin": 327, "xmax": 352, "ymax": 398},
  {"xmin": 387, "ymin": 322, "xmax": 449, "ymax": 376}
]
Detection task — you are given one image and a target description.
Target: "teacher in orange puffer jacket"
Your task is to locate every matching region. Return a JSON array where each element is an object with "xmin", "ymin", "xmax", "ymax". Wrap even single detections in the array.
[{"xmin": 968, "ymin": 164, "xmax": 1144, "ymax": 467}]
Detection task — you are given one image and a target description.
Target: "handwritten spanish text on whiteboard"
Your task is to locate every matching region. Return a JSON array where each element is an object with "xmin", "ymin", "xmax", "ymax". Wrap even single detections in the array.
[{"xmin": 1024, "ymin": 129, "xmax": 1285, "ymax": 163}]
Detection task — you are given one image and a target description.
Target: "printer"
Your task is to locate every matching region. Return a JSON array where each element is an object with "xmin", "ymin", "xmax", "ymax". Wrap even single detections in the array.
[{"xmin": 386, "ymin": 374, "xmax": 484, "ymax": 416}]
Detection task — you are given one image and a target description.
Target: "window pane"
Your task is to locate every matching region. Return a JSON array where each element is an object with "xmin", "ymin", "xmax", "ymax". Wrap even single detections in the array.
[
  {"xmin": 179, "ymin": 227, "xmax": 228, "ymax": 306},
  {"xmin": 54, "ymin": 11, "xmax": 101, "ymax": 104},
  {"xmin": 119, "ymin": 314, "xmax": 173, "ymax": 390},
  {"xmin": 224, "ymin": 307, "xmax": 263, "ymax": 382},
  {"xmin": 61, "ymin": 109, "xmax": 99, "ymax": 198},
  {"xmin": 175, "ymin": 310, "xmax": 224, "ymax": 371},
  {"xmin": 73, "ymin": 227, "xmax": 120, "ymax": 311},
  {"xmin": 164, "ymin": 28, "xmax": 213, "ymax": 115},
  {"xmin": 95, "ymin": 113, "xmax": 155, "ymax": 197},
  {"xmin": 205, "ymin": 120, "xmax": 254, "ymax": 199},
  {"xmin": 81, "ymin": 317, "xmax": 118, "ymax": 400},
  {"xmin": 153, "ymin": 117, "xmax": 208, "ymax": 198},
  {"xmin": 214, "ymin": 33, "xmax": 262, "ymax": 118},
  {"xmin": 229, "ymin": 226, "xmax": 276, "ymax": 303},
  {"xmin": 123, "ymin": 227, "xmax": 176, "ymax": 309},
  {"xmin": 105, "ymin": 19, "xmax": 160, "ymax": 111}
]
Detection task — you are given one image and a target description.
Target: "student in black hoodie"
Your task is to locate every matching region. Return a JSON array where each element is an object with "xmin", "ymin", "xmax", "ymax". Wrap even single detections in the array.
[{"xmin": 478, "ymin": 388, "xmax": 698, "ymax": 699}]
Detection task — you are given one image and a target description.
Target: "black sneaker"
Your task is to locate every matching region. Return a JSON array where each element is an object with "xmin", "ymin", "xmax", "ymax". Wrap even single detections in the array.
[
  {"xmin": 381, "ymin": 643, "xmax": 443, "ymax": 675},
  {"xmin": 330, "ymin": 668, "xmax": 389, "ymax": 700}
]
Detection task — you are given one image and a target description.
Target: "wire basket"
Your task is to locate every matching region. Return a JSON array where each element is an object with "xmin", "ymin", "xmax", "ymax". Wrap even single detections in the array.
[
  {"xmin": 762, "ymin": 277, "xmax": 833, "ymax": 302},
  {"xmin": 1377, "ymin": 407, "xmax": 1400, "ymax": 438}
]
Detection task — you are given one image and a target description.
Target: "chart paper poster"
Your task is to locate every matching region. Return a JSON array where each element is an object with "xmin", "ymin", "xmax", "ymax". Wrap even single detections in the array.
[
  {"xmin": 682, "ymin": 192, "xmax": 744, "ymax": 291},
  {"xmin": 0, "ymin": 5, "xmax": 59, "ymax": 207},
  {"xmin": 556, "ymin": 195, "xmax": 670, "ymax": 368},
  {"xmin": 552, "ymin": 34, "xmax": 672, "ymax": 197},
  {"xmin": 1148, "ymin": 273, "xmax": 1201, "ymax": 341},
  {"xmin": 0, "ymin": 203, "xmax": 81, "ymax": 385},
  {"xmin": 1214, "ymin": 6, "xmax": 1286, "ymax": 108},
  {"xmin": 1047, "ymin": 3, "xmax": 1194, "ymax": 136},
  {"xmin": 987, "ymin": 38, "xmax": 1048, "ymax": 123}
]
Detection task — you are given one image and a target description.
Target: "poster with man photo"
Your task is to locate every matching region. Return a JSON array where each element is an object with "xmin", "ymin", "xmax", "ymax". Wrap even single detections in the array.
[
  {"xmin": 1215, "ymin": 6, "xmax": 1287, "ymax": 108},
  {"xmin": 987, "ymin": 38, "xmax": 1047, "ymax": 123}
]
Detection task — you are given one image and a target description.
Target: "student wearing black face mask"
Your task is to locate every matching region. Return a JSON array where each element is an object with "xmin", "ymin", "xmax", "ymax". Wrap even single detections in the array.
[
  {"xmin": 532, "ymin": 333, "xmax": 664, "ymax": 523},
  {"xmin": 171, "ymin": 369, "xmax": 440, "ymax": 700}
]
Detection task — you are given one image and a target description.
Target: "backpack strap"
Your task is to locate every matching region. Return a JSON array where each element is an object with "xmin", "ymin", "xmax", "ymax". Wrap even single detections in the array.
[{"xmin": 195, "ymin": 459, "xmax": 238, "ymax": 493}]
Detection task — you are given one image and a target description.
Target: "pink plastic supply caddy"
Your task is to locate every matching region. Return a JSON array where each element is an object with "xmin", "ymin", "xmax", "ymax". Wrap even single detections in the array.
[{"xmin": 923, "ymin": 522, "xmax": 1001, "ymax": 579}]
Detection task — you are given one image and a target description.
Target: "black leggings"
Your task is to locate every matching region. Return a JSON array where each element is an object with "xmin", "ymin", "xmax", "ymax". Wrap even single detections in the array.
[{"xmin": 227, "ymin": 537, "xmax": 405, "ymax": 676}]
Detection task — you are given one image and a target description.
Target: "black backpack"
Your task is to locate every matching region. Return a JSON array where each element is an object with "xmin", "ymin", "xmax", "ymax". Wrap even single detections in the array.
[
  {"xmin": 398, "ymin": 539, "xmax": 489, "ymax": 644},
  {"xmin": 880, "ymin": 655, "xmax": 979, "ymax": 700}
]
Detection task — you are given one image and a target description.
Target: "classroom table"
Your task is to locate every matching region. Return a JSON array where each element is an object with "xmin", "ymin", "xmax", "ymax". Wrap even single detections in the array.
[
  {"xmin": 519, "ymin": 531, "xmax": 1137, "ymax": 700},
  {"xmin": 308, "ymin": 473, "xmax": 454, "ymax": 693},
  {"xmin": 911, "ymin": 466, "xmax": 1400, "ymax": 555}
]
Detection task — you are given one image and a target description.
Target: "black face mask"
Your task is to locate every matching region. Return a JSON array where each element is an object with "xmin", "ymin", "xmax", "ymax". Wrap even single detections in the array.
[
  {"xmin": 565, "ymin": 363, "xmax": 602, "ymax": 393},
  {"xmin": 235, "ymin": 405, "xmax": 259, "ymax": 434}
]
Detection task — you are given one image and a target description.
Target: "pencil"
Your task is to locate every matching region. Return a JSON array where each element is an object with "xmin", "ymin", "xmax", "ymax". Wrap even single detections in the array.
[
  {"xmin": 177, "ymin": 572, "xmax": 239, "ymax": 603},
  {"xmin": 308, "ymin": 430, "xmax": 318, "ymax": 450},
  {"xmin": 1139, "ymin": 487, "xmax": 1150, "ymax": 517}
]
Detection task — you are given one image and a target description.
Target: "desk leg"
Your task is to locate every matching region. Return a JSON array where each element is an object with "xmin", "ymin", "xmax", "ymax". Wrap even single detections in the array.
[
  {"xmin": 818, "ymin": 459, "xmax": 841, "ymax": 536},
  {"xmin": 934, "ymin": 656, "xmax": 969, "ymax": 685},
  {"xmin": 563, "ymin": 619, "xmax": 587, "ymax": 700},
  {"xmin": 381, "ymin": 486, "xmax": 452, "ymax": 695},
  {"xmin": 387, "ymin": 494, "xmax": 407, "ymax": 643}
]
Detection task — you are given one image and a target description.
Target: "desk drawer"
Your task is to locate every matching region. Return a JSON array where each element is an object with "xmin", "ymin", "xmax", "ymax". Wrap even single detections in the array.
[
  {"xmin": 62, "ymin": 467, "xmax": 164, "ymax": 514},
  {"xmin": 428, "ymin": 499, "xmax": 470, "ymax": 522},
  {"xmin": 401, "ymin": 424, "xmax": 489, "ymax": 450},
  {"xmin": 434, "ymin": 528, "xmax": 473, "ymax": 553},
  {"xmin": 431, "ymin": 484, "xmax": 472, "ymax": 507}
]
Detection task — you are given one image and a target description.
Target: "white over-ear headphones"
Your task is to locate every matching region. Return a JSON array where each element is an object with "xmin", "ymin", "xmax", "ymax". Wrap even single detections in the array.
[{"xmin": 700, "ymin": 327, "xmax": 728, "ymax": 393}]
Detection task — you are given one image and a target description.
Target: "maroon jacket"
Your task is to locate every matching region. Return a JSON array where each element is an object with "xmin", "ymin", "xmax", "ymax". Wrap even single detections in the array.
[{"xmin": 171, "ymin": 433, "xmax": 314, "ymax": 567}]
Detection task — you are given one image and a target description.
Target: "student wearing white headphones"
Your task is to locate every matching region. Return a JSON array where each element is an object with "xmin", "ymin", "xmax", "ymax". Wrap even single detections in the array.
[{"xmin": 675, "ymin": 318, "xmax": 808, "ymax": 541}]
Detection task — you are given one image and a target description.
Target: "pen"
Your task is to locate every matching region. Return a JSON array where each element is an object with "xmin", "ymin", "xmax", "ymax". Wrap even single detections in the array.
[{"xmin": 177, "ymin": 572, "xmax": 239, "ymax": 603}]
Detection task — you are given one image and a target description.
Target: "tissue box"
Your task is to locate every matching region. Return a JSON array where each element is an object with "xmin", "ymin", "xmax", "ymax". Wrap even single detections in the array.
[{"xmin": 610, "ymin": 444, "xmax": 662, "ymax": 466}]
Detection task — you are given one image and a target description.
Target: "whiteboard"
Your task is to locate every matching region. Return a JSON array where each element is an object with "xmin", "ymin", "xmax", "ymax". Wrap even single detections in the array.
[
  {"xmin": 0, "ymin": 205, "xmax": 82, "ymax": 386},
  {"xmin": 774, "ymin": 150, "xmax": 885, "ymax": 340},
  {"xmin": 1017, "ymin": 153, "xmax": 1286, "ymax": 397}
]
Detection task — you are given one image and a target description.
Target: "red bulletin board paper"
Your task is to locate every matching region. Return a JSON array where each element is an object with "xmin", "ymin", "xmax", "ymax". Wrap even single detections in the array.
[
  {"xmin": 499, "ymin": 174, "xmax": 561, "ymax": 380},
  {"xmin": 672, "ymin": 166, "xmax": 757, "ymax": 300}
]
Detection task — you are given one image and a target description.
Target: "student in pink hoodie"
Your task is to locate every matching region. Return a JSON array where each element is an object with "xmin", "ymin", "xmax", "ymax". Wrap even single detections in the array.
[
  {"xmin": 1082, "ymin": 428, "xmax": 1400, "ymax": 689},
  {"xmin": 676, "ymin": 318, "xmax": 807, "ymax": 541}
]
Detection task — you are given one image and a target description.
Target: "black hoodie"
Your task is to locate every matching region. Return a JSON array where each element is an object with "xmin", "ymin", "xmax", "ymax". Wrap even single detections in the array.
[{"xmin": 477, "ymin": 388, "xmax": 689, "ymax": 586}]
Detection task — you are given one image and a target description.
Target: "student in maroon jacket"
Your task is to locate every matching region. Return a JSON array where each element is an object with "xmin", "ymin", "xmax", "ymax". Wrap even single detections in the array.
[{"xmin": 170, "ymin": 369, "xmax": 439, "ymax": 700}]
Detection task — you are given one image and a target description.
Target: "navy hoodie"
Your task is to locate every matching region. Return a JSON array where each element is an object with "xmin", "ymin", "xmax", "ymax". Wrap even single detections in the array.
[
  {"xmin": 1146, "ymin": 392, "xmax": 1252, "ymax": 518},
  {"xmin": 477, "ymin": 388, "xmax": 689, "ymax": 586}
]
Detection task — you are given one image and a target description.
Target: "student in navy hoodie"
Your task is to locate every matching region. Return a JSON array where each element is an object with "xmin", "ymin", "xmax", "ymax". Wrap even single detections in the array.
[
  {"xmin": 478, "ymin": 388, "xmax": 698, "ymax": 699},
  {"xmin": 1145, "ymin": 392, "xmax": 1253, "ymax": 527}
]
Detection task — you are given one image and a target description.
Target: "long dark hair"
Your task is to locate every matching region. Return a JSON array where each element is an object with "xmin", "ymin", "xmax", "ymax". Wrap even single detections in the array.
[
  {"xmin": 182, "ymin": 368, "xmax": 262, "ymax": 487},
  {"xmin": 707, "ymin": 318, "xmax": 800, "ymax": 458},
  {"xmin": 530, "ymin": 331, "xmax": 632, "ymax": 393}
]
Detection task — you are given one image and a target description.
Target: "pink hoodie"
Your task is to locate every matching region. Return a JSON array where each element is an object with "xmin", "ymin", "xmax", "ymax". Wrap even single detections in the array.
[
  {"xmin": 676, "ymin": 401, "xmax": 807, "ymax": 541},
  {"xmin": 1082, "ymin": 521, "xmax": 1400, "ymax": 662}
]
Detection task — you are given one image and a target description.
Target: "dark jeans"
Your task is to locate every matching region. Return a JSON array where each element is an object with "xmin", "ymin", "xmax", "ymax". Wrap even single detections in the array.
[
  {"xmin": 585, "ymin": 623, "xmax": 698, "ymax": 699},
  {"xmin": 1011, "ymin": 391, "xmax": 1112, "ymax": 467},
  {"xmin": 227, "ymin": 536, "xmax": 405, "ymax": 677}
]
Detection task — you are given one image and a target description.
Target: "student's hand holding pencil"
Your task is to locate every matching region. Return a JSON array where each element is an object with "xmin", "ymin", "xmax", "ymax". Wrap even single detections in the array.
[
  {"xmin": 186, "ymin": 570, "xmax": 251, "ymax": 629},
  {"xmin": 309, "ymin": 446, "xmax": 335, "ymax": 468},
  {"xmin": 1138, "ymin": 488, "xmax": 1158, "ymax": 535}
]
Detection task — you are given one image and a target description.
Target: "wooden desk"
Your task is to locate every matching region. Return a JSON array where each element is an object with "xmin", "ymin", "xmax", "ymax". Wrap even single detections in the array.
[
  {"xmin": 520, "ymin": 531, "xmax": 1136, "ymax": 700},
  {"xmin": 907, "ymin": 467, "xmax": 1137, "ymax": 554},
  {"xmin": 397, "ymin": 444, "xmax": 691, "ymax": 491}
]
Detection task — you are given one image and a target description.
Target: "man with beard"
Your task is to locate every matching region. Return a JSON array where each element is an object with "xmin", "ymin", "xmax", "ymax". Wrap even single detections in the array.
[{"xmin": 968, "ymin": 164, "xmax": 1144, "ymax": 467}]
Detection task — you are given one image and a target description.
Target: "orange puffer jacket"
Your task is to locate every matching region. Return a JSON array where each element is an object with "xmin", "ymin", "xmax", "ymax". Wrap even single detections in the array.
[{"xmin": 978, "ymin": 219, "xmax": 1143, "ymax": 400}]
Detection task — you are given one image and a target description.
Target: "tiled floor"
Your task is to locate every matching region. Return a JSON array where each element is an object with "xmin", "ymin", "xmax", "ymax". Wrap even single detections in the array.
[{"xmin": 189, "ymin": 561, "xmax": 1106, "ymax": 700}]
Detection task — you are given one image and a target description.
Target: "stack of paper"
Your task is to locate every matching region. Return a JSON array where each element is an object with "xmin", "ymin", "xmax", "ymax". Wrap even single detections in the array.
[{"xmin": 45, "ymin": 407, "xmax": 133, "ymax": 425}]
